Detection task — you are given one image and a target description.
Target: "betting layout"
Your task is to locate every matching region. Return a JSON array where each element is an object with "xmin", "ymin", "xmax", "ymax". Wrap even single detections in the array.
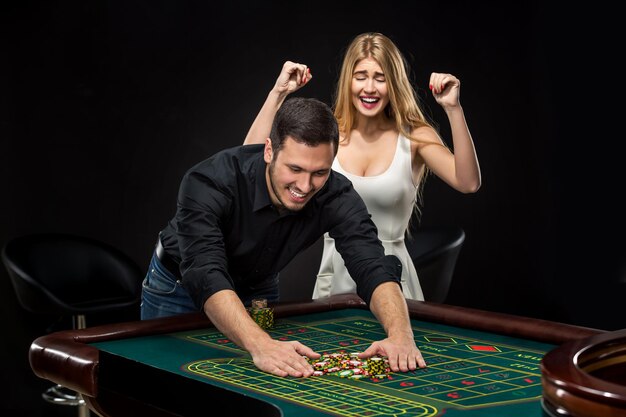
[{"xmin": 180, "ymin": 310, "xmax": 549, "ymax": 417}]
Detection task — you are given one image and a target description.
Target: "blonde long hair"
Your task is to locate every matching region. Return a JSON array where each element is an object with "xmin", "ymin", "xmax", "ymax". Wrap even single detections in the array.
[{"xmin": 333, "ymin": 32, "xmax": 441, "ymax": 226}]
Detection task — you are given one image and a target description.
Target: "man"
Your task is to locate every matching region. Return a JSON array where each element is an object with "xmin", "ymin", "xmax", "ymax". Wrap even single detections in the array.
[{"xmin": 141, "ymin": 97, "xmax": 425, "ymax": 377}]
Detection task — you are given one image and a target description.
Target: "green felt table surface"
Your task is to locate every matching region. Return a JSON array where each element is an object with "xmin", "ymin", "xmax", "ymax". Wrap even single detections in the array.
[{"xmin": 94, "ymin": 309, "xmax": 553, "ymax": 417}]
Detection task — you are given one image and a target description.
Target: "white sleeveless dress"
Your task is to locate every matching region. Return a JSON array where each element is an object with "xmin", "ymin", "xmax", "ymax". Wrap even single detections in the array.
[{"xmin": 312, "ymin": 134, "xmax": 425, "ymax": 300}]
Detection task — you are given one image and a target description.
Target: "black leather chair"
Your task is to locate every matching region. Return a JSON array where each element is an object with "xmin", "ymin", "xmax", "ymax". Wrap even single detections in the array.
[
  {"xmin": 406, "ymin": 225, "xmax": 465, "ymax": 303},
  {"xmin": 1, "ymin": 233, "xmax": 144, "ymax": 417}
]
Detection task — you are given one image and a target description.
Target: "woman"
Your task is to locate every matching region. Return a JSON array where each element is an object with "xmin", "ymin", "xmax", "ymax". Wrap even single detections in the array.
[{"xmin": 244, "ymin": 32, "xmax": 481, "ymax": 300}]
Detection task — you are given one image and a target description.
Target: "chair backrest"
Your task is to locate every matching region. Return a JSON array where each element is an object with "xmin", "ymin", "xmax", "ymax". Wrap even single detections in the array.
[
  {"xmin": 405, "ymin": 226, "xmax": 465, "ymax": 303},
  {"xmin": 2, "ymin": 233, "xmax": 144, "ymax": 316}
]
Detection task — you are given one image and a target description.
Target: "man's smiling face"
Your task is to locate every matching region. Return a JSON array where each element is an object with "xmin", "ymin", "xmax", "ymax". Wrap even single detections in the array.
[{"xmin": 265, "ymin": 136, "xmax": 334, "ymax": 212}]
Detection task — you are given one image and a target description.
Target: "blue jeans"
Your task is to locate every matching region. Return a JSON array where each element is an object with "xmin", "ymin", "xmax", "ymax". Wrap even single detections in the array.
[
  {"xmin": 140, "ymin": 253, "xmax": 196, "ymax": 320},
  {"xmin": 140, "ymin": 252, "xmax": 280, "ymax": 320}
]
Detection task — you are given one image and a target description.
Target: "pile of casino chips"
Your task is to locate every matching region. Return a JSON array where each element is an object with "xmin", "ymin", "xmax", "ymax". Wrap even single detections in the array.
[
  {"xmin": 306, "ymin": 353, "xmax": 390, "ymax": 380},
  {"xmin": 246, "ymin": 298, "xmax": 274, "ymax": 330}
]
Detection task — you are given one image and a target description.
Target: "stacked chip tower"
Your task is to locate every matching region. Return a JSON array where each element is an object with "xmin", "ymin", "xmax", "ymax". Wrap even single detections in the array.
[{"xmin": 247, "ymin": 298, "xmax": 274, "ymax": 330}]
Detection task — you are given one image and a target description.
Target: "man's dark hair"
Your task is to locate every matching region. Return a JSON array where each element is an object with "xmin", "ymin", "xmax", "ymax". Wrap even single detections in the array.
[{"xmin": 269, "ymin": 97, "xmax": 339, "ymax": 156}]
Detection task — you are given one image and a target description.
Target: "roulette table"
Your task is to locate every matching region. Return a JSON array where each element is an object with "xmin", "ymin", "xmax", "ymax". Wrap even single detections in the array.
[{"xmin": 30, "ymin": 294, "xmax": 607, "ymax": 416}]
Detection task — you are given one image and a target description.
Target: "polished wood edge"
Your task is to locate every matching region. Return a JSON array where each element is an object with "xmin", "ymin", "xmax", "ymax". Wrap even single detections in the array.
[
  {"xmin": 28, "ymin": 293, "xmax": 602, "ymax": 400},
  {"xmin": 404, "ymin": 299, "xmax": 603, "ymax": 344},
  {"xmin": 542, "ymin": 378, "xmax": 626, "ymax": 417},
  {"xmin": 541, "ymin": 328, "xmax": 626, "ymax": 409}
]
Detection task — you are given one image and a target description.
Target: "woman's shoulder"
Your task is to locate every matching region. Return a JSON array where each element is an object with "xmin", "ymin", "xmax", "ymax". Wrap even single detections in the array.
[
  {"xmin": 408, "ymin": 125, "xmax": 440, "ymax": 142},
  {"xmin": 406, "ymin": 125, "xmax": 445, "ymax": 159}
]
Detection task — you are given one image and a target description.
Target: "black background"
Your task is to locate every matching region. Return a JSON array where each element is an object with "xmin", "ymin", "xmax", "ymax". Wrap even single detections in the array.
[{"xmin": 1, "ymin": 1, "xmax": 623, "ymax": 415}]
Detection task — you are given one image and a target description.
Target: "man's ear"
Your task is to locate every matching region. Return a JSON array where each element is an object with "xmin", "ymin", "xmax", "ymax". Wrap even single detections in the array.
[{"xmin": 263, "ymin": 138, "xmax": 273, "ymax": 163}]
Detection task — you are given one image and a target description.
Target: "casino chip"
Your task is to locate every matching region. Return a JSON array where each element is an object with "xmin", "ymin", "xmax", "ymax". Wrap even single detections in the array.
[
  {"xmin": 247, "ymin": 298, "xmax": 274, "ymax": 329},
  {"xmin": 366, "ymin": 357, "xmax": 386, "ymax": 376},
  {"xmin": 306, "ymin": 353, "xmax": 390, "ymax": 380}
]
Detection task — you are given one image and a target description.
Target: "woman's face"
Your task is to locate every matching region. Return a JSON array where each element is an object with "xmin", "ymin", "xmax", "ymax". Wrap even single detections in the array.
[{"xmin": 351, "ymin": 57, "xmax": 389, "ymax": 119}]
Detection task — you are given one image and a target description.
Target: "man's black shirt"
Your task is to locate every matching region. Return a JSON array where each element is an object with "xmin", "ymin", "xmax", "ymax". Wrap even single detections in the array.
[{"xmin": 159, "ymin": 144, "xmax": 401, "ymax": 309}]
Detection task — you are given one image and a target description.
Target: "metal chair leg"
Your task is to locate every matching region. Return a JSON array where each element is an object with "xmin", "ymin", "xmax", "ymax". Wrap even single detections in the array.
[
  {"xmin": 42, "ymin": 384, "xmax": 83, "ymax": 405},
  {"xmin": 78, "ymin": 395, "xmax": 90, "ymax": 417},
  {"xmin": 42, "ymin": 384, "xmax": 90, "ymax": 416}
]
